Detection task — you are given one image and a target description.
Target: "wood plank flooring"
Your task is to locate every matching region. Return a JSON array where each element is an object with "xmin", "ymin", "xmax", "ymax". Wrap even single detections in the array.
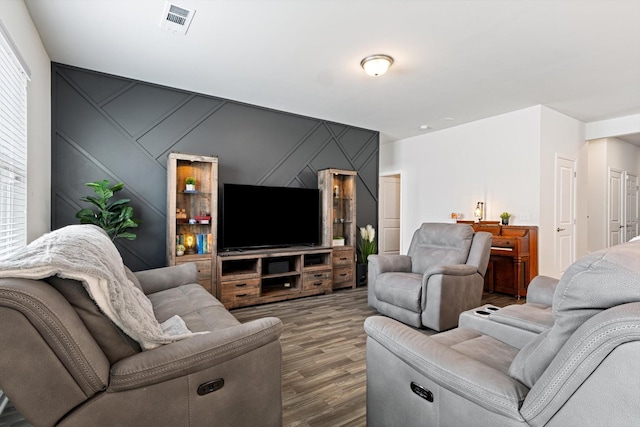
[
  {"xmin": 232, "ymin": 287, "xmax": 520, "ymax": 427},
  {"xmin": 0, "ymin": 287, "xmax": 520, "ymax": 427}
]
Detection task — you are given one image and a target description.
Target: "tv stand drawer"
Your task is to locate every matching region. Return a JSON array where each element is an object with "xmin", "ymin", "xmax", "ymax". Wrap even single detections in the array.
[
  {"xmin": 220, "ymin": 278, "xmax": 260, "ymax": 303},
  {"xmin": 303, "ymin": 270, "xmax": 332, "ymax": 291}
]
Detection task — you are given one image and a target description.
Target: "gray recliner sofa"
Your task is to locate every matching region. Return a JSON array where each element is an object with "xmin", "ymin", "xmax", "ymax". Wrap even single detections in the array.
[
  {"xmin": 0, "ymin": 262, "xmax": 283, "ymax": 427},
  {"xmin": 365, "ymin": 240, "xmax": 640, "ymax": 427},
  {"xmin": 368, "ymin": 222, "xmax": 492, "ymax": 331}
]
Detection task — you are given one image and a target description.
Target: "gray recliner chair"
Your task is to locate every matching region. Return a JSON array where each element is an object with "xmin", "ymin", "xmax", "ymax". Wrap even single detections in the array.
[
  {"xmin": 365, "ymin": 239, "xmax": 640, "ymax": 427},
  {"xmin": 368, "ymin": 223, "xmax": 492, "ymax": 331}
]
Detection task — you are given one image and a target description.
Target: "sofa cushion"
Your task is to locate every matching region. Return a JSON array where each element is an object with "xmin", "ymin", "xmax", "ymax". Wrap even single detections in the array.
[
  {"xmin": 46, "ymin": 276, "xmax": 141, "ymax": 364},
  {"xmin": 509, "ymin": 240, "xmax": 640, "ymax": 388},
  {"xmin": 432, "ymin": 327, "xmax": 520, "ymax": 375},
  {"xmin": 147, "ymin": 284, "xmax": 240, "ymax": 333},
  {"xmin": 375, "ymin": 272, "xmax": 423, "ymax": 312},
  {"xmin": 407, "ymin": 223, "xmax": 474, "ymax": 275}
]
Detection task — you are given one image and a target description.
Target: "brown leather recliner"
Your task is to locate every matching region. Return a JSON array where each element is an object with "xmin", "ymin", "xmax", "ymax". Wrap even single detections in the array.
[{"xmin": 0, "ymin": 262, "xmax": 283, "ymax": 427}]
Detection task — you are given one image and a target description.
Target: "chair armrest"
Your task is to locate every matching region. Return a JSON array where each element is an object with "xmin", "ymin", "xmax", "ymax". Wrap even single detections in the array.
[
  {"xmin": 368, "ymin": 254, "xmax": 412, "ymax": 275},
  {"xmin": 423, "ymin": 264, "xmax": 478, "ymax": 279},
  {"xmin": 525, "ymin": 275, "xmax": 558, "ymax": 306},
  {"xmin": 134, "ymin": 263, "xmax": 200, "ymax": 295},
  {"xmin": 109, "ymin": 316, "xmax": 282, "ymax": 391},
  {"xmin": 364, "ymin": 316, "xmax": 527, "ymax": 420}
]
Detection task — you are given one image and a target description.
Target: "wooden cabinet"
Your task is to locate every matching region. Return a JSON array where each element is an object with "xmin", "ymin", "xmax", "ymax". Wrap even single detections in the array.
[
  {"xmin": 217, "ymin": 247, "xmax": 333, "ymax": 309},
  {"xmin": 459, "ymin": 221, "xmax": 538, "ymax": 298},
  {"xmin": 318, "ymin": 169, "xmax": 357, "ymax": 289},
  {"xmin": 167, "ymin": 153, "xmax": 218, "ymax": 296}
]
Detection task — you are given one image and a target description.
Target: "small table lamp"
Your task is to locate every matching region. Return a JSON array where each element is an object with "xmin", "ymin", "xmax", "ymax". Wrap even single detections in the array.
[
  {"xmin": 184, "ymin": 233, "xmax": 197, "ymax": 254},
  {"xmin": 474, "ymin": 202, "xmax": 484, "ymax": 221}
]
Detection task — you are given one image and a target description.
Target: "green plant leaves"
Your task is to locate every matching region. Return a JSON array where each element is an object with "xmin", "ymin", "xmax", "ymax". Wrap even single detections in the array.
[{"xmin": 75, "ymin": 180, "xmax": 141, "ymax": 241}]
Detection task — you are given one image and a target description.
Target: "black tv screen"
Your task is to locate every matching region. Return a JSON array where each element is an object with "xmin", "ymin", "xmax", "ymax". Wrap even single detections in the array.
[{"xmin": 221, "ymin": 183, "xmax": 321, "ymax": 250}]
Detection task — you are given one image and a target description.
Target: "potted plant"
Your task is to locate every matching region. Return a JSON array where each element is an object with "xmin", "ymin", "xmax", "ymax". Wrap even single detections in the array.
[
  {"xmin": 75, "ymin": 180, "xmax": 141, "ymax": 240},
  {"xmin": 358, "ymin": 224, "xmax": 377, "ymax": 263},
  {"xmin": 176, "ymin": 244, "xmax": 185, "ymax": 256},
  {"xmin": 185, "ymin": 177, "xmax": 196, "ymax": 192},
  {"xmin": 500, "ymin": 212, "xmax": 511, "ymax": 225},
  {"xmin": 333, "ymin": 236, "xmax": 345, "ymax": 246},
  {"xmin": 357, "ymin": 224, "xmax": 377, "ymax": 286}
]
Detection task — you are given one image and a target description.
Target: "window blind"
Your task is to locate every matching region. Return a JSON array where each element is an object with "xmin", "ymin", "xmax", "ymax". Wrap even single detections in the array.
[{"xmin": 0, "ymin": 31, "xmax": 28, "ymax": 258}]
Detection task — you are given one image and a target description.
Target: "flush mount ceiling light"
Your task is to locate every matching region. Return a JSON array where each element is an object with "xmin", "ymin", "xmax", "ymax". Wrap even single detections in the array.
[{"xmin": 360, "ymin": 54, "xmax": 394, "ymax": 77}]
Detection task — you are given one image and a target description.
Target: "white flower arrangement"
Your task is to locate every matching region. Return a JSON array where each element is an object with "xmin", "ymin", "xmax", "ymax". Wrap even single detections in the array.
[{"xmin": 359, "ymin": 224, "xmax": 377, "ymax": 263}]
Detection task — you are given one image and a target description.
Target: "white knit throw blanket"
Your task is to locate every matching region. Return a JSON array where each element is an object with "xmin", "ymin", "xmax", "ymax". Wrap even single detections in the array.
[{"xmin": 0, "ymin": 224, "xmax": 204, "ymax": 350}]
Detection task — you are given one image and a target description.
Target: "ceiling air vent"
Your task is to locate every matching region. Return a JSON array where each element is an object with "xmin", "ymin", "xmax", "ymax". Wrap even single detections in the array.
[{"xmin": 160, "ymin": 2, "xmax": 195, "ymax": 35}]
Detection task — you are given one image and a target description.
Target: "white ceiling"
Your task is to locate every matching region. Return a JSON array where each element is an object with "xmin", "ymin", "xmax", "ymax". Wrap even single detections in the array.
[{"xmin": 24, "ymin": 0, "xmax": 640, "ymax": 144}]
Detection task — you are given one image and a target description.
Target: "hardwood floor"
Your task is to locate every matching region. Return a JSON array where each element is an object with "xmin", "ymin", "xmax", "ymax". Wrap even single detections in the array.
[
  {"xmin": 233, "ymin": 287, "xmax": 520, "ymax": 427},
  {"xmin": 0, "ymin": 287, "xmax": 520, "ymax": 427}
]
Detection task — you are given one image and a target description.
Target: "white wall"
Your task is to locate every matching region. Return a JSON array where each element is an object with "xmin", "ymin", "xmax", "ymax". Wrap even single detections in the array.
[
  {"xmin": 381, "ymin": 105, "xmax": 589, "ymax": 278},
  {"xmin": 587, "ymin": 139, "xmax": 607, "ymax": 251},
  {"xmin": 0, "ymin": 0, "xmax": 51, "ymax": 242},
  {"xmin": 538, "ymin": 106, "xmax": 586, "ymax": 275},
  {"xmin": 586, "ymin": 114, "xmax": 640, "ymax": 141},
  {"xmin": 381, "ymin": 105, "xmax": 542, "ymax": 260}
]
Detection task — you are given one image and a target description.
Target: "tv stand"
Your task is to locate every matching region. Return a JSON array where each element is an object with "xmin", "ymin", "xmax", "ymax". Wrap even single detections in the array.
[{"xmin": 216, "ymin": 246, "xmax": 333, "ymax": 309}]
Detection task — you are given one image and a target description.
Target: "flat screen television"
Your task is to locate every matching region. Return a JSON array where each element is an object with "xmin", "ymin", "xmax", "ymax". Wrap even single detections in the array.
[{"xmin": 220, "ymin": 183, "xmax": 321, "ymax": 250}]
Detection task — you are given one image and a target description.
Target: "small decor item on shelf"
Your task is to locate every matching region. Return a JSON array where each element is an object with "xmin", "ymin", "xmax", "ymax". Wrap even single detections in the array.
[
  {"xmin": 500, "ymin": 212, "xmax": 511, "ymax": 225},
  {"xmin": 358, "ymin": 224, "xmax": 377, "ymax": 263},
  {"xmin": 333, "ymin": 185, "xmax": 339, "ymax": 198},
  {"xmin": 176, "ymin": 208, "xmax": 187, "ymax": 223},
  {"xmin": 75, "ymin": 179, "xmax": 141, "ymax": 241},
  {"xmin": 333, "ymin": 236, "xmax": 345, "ymax": 246},
  {"xmin": 195, "ymin": 213, "xmax": 211, "ymax": 224},
  {"xmin": 185, "ymin": 177, "xmax": 196, "ymax": 192},
  {"xmin": 176, "ymin": 244, "xmax": 185, "ymax": 256}
]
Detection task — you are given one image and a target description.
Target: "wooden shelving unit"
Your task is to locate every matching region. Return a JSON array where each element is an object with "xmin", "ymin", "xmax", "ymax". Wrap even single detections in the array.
[
  {"xmin": 167, "ymin": 152, "xmax": 218, "ymax": 296},
  {"xmin": 217, "ymin": 246, "xmax": 333, "ymax": 309},
  {"xmin": 318, "ymin": 168, "xmax": 357, "ymax": 289}
]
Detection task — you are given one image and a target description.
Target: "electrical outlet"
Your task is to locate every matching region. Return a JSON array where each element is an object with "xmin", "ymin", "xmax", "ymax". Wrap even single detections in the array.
[{"xmin": 519, "ymin": 211, "xmax": 530, "ymax": 221}]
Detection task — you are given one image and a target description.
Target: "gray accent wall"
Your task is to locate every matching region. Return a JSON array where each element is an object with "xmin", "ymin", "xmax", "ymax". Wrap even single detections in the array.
[{"xmin": 52, "ymin": 63, "xmax": 379, "ymax": 270}]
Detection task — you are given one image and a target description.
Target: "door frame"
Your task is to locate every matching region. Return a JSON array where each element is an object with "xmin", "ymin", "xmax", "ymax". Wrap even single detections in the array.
[
  {"xmin": 624, "ymin": 171, "xmax": 639, "ymax": 242},
  {"xmin": 554, "ymin": 154, "xmax": 576, "ymax": 277},
  {"xmin": 378, "ymin": 172, "xmax": 402, "ymax": 255},
  {"xmin": 608, "ymin": 167, "xmax": 624, "ymax": 247}
]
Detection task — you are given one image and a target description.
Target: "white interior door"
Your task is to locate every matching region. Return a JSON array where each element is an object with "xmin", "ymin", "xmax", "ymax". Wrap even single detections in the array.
[
  {"xmin": 378, "ymin": 174, "xmax": 401, "ymax": 255},
  {"xmin": 625, "ymin": 172, "xmax": 639, "ymax": 241},
  {"xmin": 608, "ymin": 168, "xmax": 623, "ymax": 246},
  {"xmin": 555, "ymin": 156, "xmax": 575, "ymax": 277}
]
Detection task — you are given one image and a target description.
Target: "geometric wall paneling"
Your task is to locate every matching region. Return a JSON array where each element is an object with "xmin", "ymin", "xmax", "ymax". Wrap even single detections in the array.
[
  {"xmin": 336, "ymin": 127, "xmax": 375, "ymax": 160},
  {"xmin": 138, "ymin": 96, "xmax": 223, "ymax": 158},
  {"xmin": 54, "ymin": 73, "xmax": 168, "ymax": 208},
  {"xmin": 59, "ymin": 66, "xmax": 132, "ymax": 105},
  {"xmin": 52, "ymin": 63, "xmax": 379, "ymax": 270},
  {"xmin": 101, "ymin": 85, "xmax": 191, "ymax": 138}
]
